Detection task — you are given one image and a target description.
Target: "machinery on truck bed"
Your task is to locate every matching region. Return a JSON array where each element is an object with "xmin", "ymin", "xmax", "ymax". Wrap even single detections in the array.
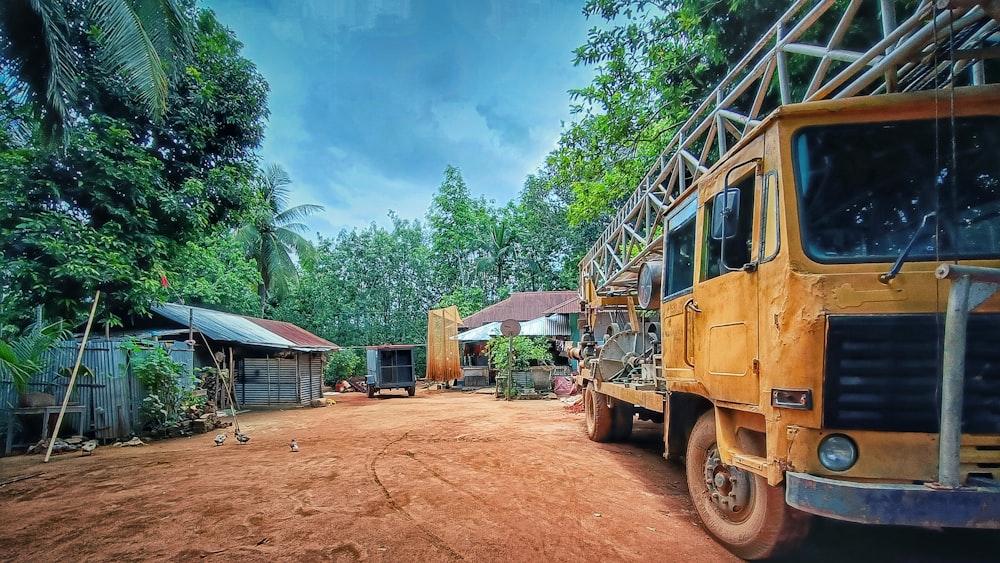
[{"xmin": 573, "ymin": 1, "xmax": 1000, "ymax": 559}]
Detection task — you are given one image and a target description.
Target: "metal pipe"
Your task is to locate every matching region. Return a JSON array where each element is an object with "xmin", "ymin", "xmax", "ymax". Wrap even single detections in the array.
[
  {"xmin": 938, "ymin": 274, "xmax": 970, "ymax": 488},
  {"xmin": 935, "ymin": 264, "xmax": 1000, "ymax": 488}
]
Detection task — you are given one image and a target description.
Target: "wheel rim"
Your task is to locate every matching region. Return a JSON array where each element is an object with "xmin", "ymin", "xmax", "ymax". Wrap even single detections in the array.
[{"xmin": 702, "ymin": 444, "xmax": 754, "ymax": 523}]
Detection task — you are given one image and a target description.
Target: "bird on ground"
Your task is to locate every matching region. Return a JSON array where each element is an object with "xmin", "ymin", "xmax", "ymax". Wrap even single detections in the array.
[
  {"xmin": 234, "ymin": 431, "xmax": 250, "ymax": 445},
  {"xmin": 81, "ymin": 439, "xmax": 98, "ymax": 455},
  {"xmin": 214, "ymin": 434, "xmax": 227, "ymax": 446},
  {"xmin": 290, "ymin": 439, "xmax": 298, "ymax": 452}
]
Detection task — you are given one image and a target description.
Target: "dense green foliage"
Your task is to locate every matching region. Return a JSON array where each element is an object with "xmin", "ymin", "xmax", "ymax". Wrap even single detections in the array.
[
  {"xmin": 0, "ymin": 7, "xmax": 267, "ymax": 326},
  {"xmin": 276, "ymin": 215, "xmax": 436, "ymax": 348}
]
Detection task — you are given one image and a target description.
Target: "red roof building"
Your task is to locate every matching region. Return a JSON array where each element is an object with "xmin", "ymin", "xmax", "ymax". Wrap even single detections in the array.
[{"xmin": 460, "ymin": 291, "xmax": 579, "ymax": 329}]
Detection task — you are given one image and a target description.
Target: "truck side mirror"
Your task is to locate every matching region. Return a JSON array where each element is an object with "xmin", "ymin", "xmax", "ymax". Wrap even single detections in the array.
[{"xmin": 711, "ymin": 189, "xmax": 740, "ymax": 240}]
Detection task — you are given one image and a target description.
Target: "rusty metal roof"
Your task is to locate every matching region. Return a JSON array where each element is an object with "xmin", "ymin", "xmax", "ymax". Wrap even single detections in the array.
[
  {"xmin": 541, "ymin": 297, "xmax": 582, "ymax": 316},
  {"xmin": 250, "ymin": 317, "xmax": 339, "ymax": 351},
  {"xmin": 151, "ymin": 303, "xmax": 338, "ymax": 352},
  {"xmin": 460, "ymin": 291, "xmax": 578, "ymax": 328}
]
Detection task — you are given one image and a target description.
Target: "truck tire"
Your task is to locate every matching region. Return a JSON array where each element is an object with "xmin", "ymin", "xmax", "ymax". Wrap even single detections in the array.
[
  {"xmin": 407, "ymin": 386, "xmax": 415, "ymax": 397},
  {"xmin": 611, "ymin": 399, "xmax": 634, "ymax": 442},
  {"xmin": 685, "ymin": 410, "xmax": 810, "ymax": 560},
  {"xmin": 585, "ymin": 386, "xmax": 614, "ymax": 442},
  {"xmin": 367, "ymin": 384, "xmax": 375, "ymax": 398}
]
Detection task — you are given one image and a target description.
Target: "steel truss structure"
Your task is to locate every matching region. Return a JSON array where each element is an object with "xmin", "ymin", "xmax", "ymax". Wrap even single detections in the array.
[{"xmin": 580, "ymin": 0, "xmax": 1000, "ymax": 298}]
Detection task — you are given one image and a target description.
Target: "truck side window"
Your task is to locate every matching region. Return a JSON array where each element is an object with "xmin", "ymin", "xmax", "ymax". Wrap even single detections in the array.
[
  {"xmin": 664, "ymin": 199, "xmax": 697, "ymax": 297},
  {"xmin": 703, "ymin": 175, "xmax": 755, "ymax": 280}
]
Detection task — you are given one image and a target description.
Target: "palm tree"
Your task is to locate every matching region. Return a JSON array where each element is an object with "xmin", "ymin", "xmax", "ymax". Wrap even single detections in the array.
[
  {"xmin": 0, "ymin": 0, "xmax": 192, "ymax": 139},
  {"xmin": 235, "ymin": 164, "xmax": 325, "ymax": 316},
  {"xmin": 476, "ymin": 220, "xmax": 517, "ymax": 300},
  {"xmin": 0, "ymin": 320, "xmax": 69, "ymax": 396}
]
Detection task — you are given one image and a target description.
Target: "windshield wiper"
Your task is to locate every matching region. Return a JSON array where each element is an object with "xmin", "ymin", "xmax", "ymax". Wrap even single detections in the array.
[{"xmin": 880, "ymin": 211, "xmax": 936, "ymax": 284}]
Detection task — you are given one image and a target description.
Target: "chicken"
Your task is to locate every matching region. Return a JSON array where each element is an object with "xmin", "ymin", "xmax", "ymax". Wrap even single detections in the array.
[
  {"xmin": 290, "ymin": 439, "xmax": 298, "ymax": 452},
  {"xmin": 80, "ymin": 439, "xmax": 98, "ymax": 455},
  {"xmin": 214, "ymin": 434, "xmax": 227, "ymax": 446},
  {"xmin": 234, "ymin": 431, "xmax": 250, "ymax": 445}
]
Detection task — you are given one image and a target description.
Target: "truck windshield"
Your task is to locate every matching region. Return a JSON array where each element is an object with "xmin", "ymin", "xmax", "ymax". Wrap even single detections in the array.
[{"xmin": 793, "ymin": 116, "xmax": 1000, "ymax": 264}]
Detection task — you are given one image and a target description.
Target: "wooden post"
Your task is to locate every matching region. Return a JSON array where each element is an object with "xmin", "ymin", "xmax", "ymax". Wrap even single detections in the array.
[
  {"xmin": 229, "ymin": 347, "xmax": 240, "ymax": 411},
  {"xmin": 198, "ymin": 334, "xmax": 244, "ymax": 432},
  {"xmin": 45, "ymin": 291, "xmax": 100, "ymax": 463}
]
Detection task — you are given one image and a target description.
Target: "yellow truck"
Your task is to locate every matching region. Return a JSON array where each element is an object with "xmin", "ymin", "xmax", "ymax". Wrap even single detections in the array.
[{"xmin": 574, "ymin": 2, "xmax": 1000, "ymax": 559}]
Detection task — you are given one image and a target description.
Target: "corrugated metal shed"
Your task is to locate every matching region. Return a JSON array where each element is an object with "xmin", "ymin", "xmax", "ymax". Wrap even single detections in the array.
[
  {"xmin": 455, "ymin": 322, "xmax": 502, "ymax": 342},
  {"xmin": 454, "ymin": 315, "xmax": 571, "ymax": 341},
  {"xmin": 151, "ymin": 303, "xmax": 336, "ymax": 352},
  {"xmin": 1, "ymin": 338, "xmax": 194, "ymax": 444},
  {"xmin": 521, "ymin": 315, "xmax": 571, "ymax": 336}
]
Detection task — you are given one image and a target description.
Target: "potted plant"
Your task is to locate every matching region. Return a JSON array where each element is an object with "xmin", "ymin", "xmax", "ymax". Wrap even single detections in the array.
[
  {"xmin": 486, "ymin": 335, "xmax": 553, "ymax": 398},
  {"xmin": 0, "ymin": 321, "xmax": 71, "ymax": 407}
]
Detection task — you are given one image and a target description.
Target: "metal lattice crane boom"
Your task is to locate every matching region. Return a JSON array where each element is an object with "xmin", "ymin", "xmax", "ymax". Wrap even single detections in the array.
[{"xmin": 579, "ymin": 0, "xmax": 1000, "ymax": 299}]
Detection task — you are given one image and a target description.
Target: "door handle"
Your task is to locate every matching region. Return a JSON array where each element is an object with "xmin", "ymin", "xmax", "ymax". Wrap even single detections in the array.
[{"xmin": 683, "ymin": 299, "xmax": 700, "ymax": 367}]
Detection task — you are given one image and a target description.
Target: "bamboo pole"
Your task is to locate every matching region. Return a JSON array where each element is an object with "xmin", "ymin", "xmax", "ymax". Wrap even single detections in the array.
[{"xmin": 45, "ymin": 291, "xmax": 100, "ymax": 462}]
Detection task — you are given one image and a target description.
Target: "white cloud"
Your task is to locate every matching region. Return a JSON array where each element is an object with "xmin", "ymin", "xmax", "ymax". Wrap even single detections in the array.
[{"xmin": 206, "ymin": 0, "xmax": 596, "ymax": 238}]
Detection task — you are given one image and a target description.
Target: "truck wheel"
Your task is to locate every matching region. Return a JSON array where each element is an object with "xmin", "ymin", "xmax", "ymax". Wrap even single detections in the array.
[
  {"xmin": 685, "ymin": 410, "xmax": 810, "ymax": 560},
  {"xmin": 584, "ymin": 386, "xmax": 614, "ymax": 442},
  {"xmin": 367, "ymin": 385, "xmax": 375, "ymax": 398},
  {"xmin": 407, "ymin": 386, "xmax": 415, "ymax": 397},
  {"xmin": 611, "ymin": 399, "xmax": 634, "ymax": 442}
]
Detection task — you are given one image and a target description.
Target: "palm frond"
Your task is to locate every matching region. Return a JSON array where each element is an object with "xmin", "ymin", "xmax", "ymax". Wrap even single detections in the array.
[
  {"xmin": 0, "ymin": 0, "xmax": 78, "ymax": 139},
  {"xmin": 274, "ymin": 204, "xmax": 325, "ymax": 229},
  {"xmin": 89, "ymin": 0, "xmax": 170, "ymax": 120},
  {"xmin": 0, "ymin": 320, "xmax": 70, "ymax": 392},
  {"xmin": 129, "ymin": 0, "xmax": 193, "ymax": 77}
]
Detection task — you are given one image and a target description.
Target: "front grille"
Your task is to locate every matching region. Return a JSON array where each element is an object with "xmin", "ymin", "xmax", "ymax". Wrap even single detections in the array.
[{"xmin": 824, "ymin": 315, "xmax": 1000, "ymax": 433}]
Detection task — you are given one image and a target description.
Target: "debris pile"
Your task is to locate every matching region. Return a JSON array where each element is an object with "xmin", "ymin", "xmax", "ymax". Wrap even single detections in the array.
[
  {"xmin": 25, "ymin": 435, "xmax": 101, "ymax": 455},
  {"xmin": 561, "ymin": 394, "xmax": 585, "ymax": 413}
]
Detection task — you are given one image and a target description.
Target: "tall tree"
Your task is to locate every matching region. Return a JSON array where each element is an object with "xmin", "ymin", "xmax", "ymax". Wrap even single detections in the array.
[
  {"xmin": 475, "ymin": 218, "xmax": 517, "ymax": 301},
  {"xmin": 426, "ymin": 165, "xmax": 492, "ymax": 290},
  {"xmin": 0, "ymin": 0, "xmax": 194, "ymax": 140},
  {"xmin": 0, "ymin": 7, "xmax": 268, "ymax": 325},
  {"xmin": 235, "ymin": 163, "xmax": 324, "ymax": 316}
]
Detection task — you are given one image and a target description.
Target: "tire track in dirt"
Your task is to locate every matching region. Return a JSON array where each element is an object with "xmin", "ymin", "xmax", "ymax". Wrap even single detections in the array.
[{"xmin": 369, "ymin": 431, "xmax": 464, "ymax": 561}]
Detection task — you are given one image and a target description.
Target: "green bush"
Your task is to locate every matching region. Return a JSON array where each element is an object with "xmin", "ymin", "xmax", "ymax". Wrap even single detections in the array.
[
  {"xmin": 324, "ymin": 349, "xmax": 365, "ymax": 386},
  {"xmin": 122, "ymin": 338, "xmax": 196, "ymax": 431},
  {"xmin": 485, "ymin": 336, "xmax": 552, "ymax": 373}
]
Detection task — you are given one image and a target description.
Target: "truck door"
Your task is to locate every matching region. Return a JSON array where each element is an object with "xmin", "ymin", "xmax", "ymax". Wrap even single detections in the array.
[
  {"xmin": 691, "ymin": 168, "xmax": 760, "ymax": 405},
  {"xmin": 659, "ymin": 197, "xmax": 698, "ymax": 382}
]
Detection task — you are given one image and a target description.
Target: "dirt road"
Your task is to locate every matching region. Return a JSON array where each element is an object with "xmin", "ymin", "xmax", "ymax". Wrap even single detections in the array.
[{"xmin": 1, "ymin": 389, "xmax": 997, "ymax": 562}]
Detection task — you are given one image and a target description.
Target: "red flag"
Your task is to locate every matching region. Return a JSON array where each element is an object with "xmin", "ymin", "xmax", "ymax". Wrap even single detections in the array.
[{"xmin": 160, "ymin": 274, "xmax": 169, "ymax": 288}]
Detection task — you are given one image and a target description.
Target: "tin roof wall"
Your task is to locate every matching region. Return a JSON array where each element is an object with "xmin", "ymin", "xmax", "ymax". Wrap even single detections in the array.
[
  {"xmin": 151, "ymin": 303, "xmax": 337, "ymax": 352},
  {"xmin": 460, "ymin": 291, "xmax": 578, "ymax": 328}
]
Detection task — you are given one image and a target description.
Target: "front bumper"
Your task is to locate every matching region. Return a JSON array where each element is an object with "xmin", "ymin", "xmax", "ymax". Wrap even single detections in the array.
[{"xmin": 786, "ymin": 472, "xmax": 1000, "ymax": 528}]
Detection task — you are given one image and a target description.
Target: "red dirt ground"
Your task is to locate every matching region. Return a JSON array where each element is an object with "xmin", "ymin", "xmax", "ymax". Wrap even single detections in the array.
[{"xmin": 1, "ymin": 389, "xmax": 997, "ymax": 562}]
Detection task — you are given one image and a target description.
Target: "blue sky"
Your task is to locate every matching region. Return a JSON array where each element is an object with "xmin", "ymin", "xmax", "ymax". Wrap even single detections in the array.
[{"xmin": 203, "ymin": 0, "xmax": 595, "ymax": 240}]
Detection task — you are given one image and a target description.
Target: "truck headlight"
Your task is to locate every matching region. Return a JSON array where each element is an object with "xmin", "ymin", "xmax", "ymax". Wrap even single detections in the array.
[{"xmin": 818, "ymin": 434, "xmax": 857, "ymax": 472}]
